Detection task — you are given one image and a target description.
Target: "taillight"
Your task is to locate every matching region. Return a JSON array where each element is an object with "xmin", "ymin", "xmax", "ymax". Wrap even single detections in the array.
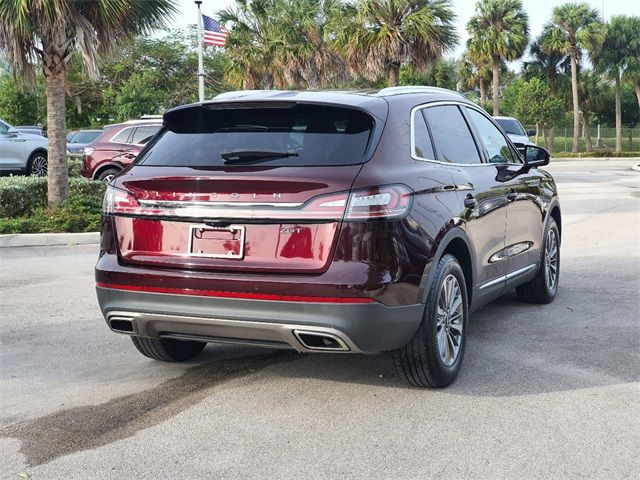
[
  {"xmin": 102, "ymin": 184, "xmax": 412, "ymax": 221},
  {"xmin": 103, "ymin": 185, "xmax": 140, "ymax": 215},
  {"xmin": 345, "ymin": 185, "xmax": 412, "ymax": 220}
]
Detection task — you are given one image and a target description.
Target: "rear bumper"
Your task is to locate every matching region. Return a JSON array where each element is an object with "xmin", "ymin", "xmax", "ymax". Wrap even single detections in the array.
[{"xmin": 96, "ymin": 286, "xmax": 424, "ymax": 353}]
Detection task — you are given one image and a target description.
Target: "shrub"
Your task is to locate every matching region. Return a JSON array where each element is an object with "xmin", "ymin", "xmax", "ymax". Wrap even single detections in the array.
[
  {"xmin": 0, "ymin": 176, "xmax": 106, "ymax": 220},
  {"xmin": 68, "ymin": 155, "xmax": 84, "ymax": 178},
  {"xmin": 553, "ymin": 151, "xmax": 640, "ymax": 158}
]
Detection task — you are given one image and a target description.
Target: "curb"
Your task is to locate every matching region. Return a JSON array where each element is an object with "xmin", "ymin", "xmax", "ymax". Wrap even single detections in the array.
[{"xmin": 0, "ymin": 232, "xmax": 100, "ymax": 248}]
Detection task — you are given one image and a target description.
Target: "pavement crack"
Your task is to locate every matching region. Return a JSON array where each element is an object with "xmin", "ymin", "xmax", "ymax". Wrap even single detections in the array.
[{"xmin": 0, "ymin": 351, "xmax": 296, "ymax": 467}]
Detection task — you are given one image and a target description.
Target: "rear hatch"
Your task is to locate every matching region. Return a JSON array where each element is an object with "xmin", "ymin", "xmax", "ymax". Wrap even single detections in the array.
[{"xmin": 105, "ymin": 101, "xmax": 384, "ymax": 274}]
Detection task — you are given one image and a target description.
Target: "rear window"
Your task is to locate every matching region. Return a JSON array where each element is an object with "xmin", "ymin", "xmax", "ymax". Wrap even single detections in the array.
[
  {"xmin": 495, "ymin": 118, "xmax": 526, "ymax": 136},
  {"xmin": 137, "ymin": 104, "xmax": 374, "ymax": 167}
]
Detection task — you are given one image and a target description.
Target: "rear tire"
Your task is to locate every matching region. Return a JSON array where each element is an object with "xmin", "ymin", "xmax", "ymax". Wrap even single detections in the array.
[
  {"xmin": 131, "ymin": 336, "xmax": 206, "ymax": 362},
  {"xmin": 392, "ymin": 254, "xmax": 468, "ymax": 388},
  {"xmin": 27, "ymin": 151, "xmax": 48, "ymax": 177},
  {"xmin": 96, "ymin": 167, "xmax": 120, "ymax": 183},
  {"xmin": 516, "ymin": 218, "xmax": 560, "ymax": 304}
]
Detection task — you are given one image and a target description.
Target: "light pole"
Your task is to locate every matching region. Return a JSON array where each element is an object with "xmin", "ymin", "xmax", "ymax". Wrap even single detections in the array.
[{"xmin": 195, "ymin": 0, "xmax": 205, "ymax": 102}]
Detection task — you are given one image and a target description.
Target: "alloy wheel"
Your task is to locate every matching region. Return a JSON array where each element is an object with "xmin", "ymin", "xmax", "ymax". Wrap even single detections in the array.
[
  {"xmin": 545, "ymin": 228, "xmax": 559, "ymax": 292},
  {"xmin": 30, "ymin": 155, "xmax": 48, "ymax": 176},
  {"xmin": 436, "ymin": 274, "xmax": 464, "ymax": 367}
]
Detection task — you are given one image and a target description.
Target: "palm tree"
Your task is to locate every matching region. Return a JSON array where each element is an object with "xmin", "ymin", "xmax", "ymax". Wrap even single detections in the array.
[
  {"xmin": 0, "ymin": 0, "xmax": 176, "ymax": 206},
  {"xmin": 522, "ymin": 32, "xmax": 572, "ymax": 151},
  {"xmin": 467, "ymin": 0, "xmax": 529, "ymax": 116},
  {"xmin": 219, "ymin": 0, "xmax": 275, "ymax": 89},
  {"xmin": 336, "ymin": 0, "xmax": 457, "ymax": 87},
  {"xmin": 594, "ymin": 15, "xmax": 640, "ymax": 151},
  {"xmin": 578, "ymin": 71, "xmax": 605, "ymax": 152},
  {"xmin": 541, "ymin": 2, "xmax": 603, "ymax": 153},
  {"xmin": 459, "ymin": 51, "xmax": 492, "ymax": 109}
]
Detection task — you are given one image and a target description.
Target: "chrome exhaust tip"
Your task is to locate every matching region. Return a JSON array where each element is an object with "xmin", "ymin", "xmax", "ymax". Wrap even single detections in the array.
[
  {"xmin": 108, "ymin": 316, "xmax": 136, "ymax": 334},
  {"xmin": 293, "ymin": 330, "xmax": 350, "ymax": 351}
]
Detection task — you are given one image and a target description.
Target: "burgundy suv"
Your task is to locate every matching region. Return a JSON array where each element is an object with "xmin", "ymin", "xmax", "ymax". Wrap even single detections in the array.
[
  {"xmin": 96, "ymin": 88, "xmax": 561, "ymax": 388},
  {"xmin": 81, "ymin": 119, "xmax": 162, "ymax": 182}
]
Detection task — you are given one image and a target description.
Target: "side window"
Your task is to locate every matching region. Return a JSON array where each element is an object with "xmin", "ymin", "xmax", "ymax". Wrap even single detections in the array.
[
  {"xmin": 466, "ymin": 108, "xmax": 521, "ymax": 164},
  {"xmin": 131, "ymin": 125, "xmax": 160, "ymax": 145},
  {"xmin": 0, "ymin": 121, "xmax": 9, "ymax": 135},
  {"xmin": 111, "ymin": 127, "xmax": 132, "ymax": 144},
  {"xmin": 413, "ymin": 110, "xmax": 435, "ymax": 160},
  {"xmin": 423, "ymin": 106, "xmax": 481, "ymax": 164}
]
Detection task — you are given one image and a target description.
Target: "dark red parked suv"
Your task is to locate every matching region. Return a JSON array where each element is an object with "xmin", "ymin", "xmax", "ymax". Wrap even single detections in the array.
[
  {"xmin": 96, "ymin": 87, "xmax": 561, "ymax": 387},
  {"xmin": 81, "ymin": 119, "xmax": 162, "ymax": 182}
]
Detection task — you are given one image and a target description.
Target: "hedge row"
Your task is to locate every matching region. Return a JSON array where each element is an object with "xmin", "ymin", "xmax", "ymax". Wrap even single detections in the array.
[
  {"xmin": 0, "ymin": 176, "xmax": 106, "ymax": 218},
  {"xmin": 553, "ymin": 151, "xmax": 640, "ymax": 158}
]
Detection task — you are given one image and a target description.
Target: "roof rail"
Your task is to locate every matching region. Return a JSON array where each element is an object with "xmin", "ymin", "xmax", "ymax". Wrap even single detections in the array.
[{"xmin": 376, "ymin": 86, "xmax": 465, "ymax": 98}]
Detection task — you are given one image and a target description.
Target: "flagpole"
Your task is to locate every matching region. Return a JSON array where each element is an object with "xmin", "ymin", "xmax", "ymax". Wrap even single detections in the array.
[{"xmin": 195, "ymin": 0, "xmax": 205, "ymax": 102}]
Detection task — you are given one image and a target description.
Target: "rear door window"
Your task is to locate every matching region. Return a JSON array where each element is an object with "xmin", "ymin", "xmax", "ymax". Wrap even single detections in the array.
[
  {"xmin": 423, "ymin": 105, "xmax": 481, "ymax": 164},
  {"xmin": 137, "ymin": 104, "xmax": 374, "ymax": 167},
  {"xmin": 131, "ymin": 125, "xmax": 160, "ymax": 145},
  {"xmin": 413, "ymin": 111, "xmax": 435, "ymax": 160},
  {"xmin": 111, "ymin": 127, "xmax": 133, "ymax": 144}
]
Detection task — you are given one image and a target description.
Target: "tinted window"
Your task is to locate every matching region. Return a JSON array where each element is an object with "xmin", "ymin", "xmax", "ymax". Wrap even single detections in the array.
[
  {"xmin": 413, "ymin": 111, "xmax": 435, "ymax": 160},
  {"xmin": 111, "ymin": 127, "xmax": 132, "ymax": 144},
  {"xmin": 467, "ymin": 109, "xmax": 520, "ymax": 164},
  {"xmin": 495, "ymin": 118, "xmax": 526, "ymax": 136},
  {"xmin": 0, "ymin": 121, "xmax": 8, "ymax": 134},
  {"xmin": 72, "ymin": 131, "xmax": 102, "ymax": 143},
  {"xmin": 138, "ymin": 105, "xmax": 374, "ymax": 167},
  {"xmin": 132, "ymin": 126, "xmax": 160, "ymax": 145},
  {"xmin": 423, "ymin": 106, "xmax": 481, "ymax": 164}
]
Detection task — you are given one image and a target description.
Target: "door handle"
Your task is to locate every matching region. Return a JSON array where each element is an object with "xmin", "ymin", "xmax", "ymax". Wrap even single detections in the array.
[
  {"xmin": 464, "ymin": 194, "xmax": 477, "ymax": 209},
  {"xmin": 506, "ymin": 189, "xmax": 518, "ymax": 201}
]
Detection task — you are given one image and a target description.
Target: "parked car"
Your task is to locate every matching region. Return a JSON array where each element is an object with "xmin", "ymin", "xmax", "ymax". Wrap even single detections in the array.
[
  {"xmin": 95, "ymin": 87, "xmax": 561, "ymax": 388},
  {"xmin": 80, "ymin": 119, "xmax": 162, "ymax": 182},
  {"xmin": 493, "ymin": 116, "xmax": 536, "ymax": 154},
  {"xmin": 13, "ymin": 125, "xmax": 46, "ymax": 137},
  {"xmin": 0, "ymin": 118, "xmax": 48, "ymax": 175},
  {"xmin": 67, "ymin": 129, "xmax": 103, "ymax": 154}
]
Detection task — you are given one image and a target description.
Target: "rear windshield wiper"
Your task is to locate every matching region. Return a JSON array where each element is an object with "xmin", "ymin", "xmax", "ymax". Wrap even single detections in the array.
[{"xmin": 221, "ymin": 150, "xmax": 299, "ymax": 164}]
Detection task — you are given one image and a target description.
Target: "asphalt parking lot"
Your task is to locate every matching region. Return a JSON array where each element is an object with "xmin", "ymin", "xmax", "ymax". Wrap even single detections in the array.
[{"xmin": 1, "ymin": 159, "xmax": 638, "ymax": 479}]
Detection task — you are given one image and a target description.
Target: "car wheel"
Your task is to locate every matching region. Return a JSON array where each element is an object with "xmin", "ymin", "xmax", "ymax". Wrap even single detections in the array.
[
  {"xmin": 96, "ymin": 168, "xmax": 120, "ymax": 183},
  {"xmin": 516, "ymin": 218, "xmax": 560, "ymax": 304},
  {"xmin": 131, "ymin": 336, "xmax": 206, "ymax": 362},
  {"xmin": 27, "ymin": 151, "xmax": 48, "ymax": 177},
  {"xmin": 392, "ymin": 254, "xmax": 468, "ymax": 388}
]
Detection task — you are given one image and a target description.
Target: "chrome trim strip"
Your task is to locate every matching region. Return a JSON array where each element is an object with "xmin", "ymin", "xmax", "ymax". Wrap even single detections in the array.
[
  {"xmin": 478, "ymin": 263, "xmax": 537, "ymax": 290},
  {"xmin": 105, "ymin": 310, "xmax": 362, "ymax": 353},
  {"xmin": 137, "ymin": 199, "xmax": 304, "ymax": 209}
]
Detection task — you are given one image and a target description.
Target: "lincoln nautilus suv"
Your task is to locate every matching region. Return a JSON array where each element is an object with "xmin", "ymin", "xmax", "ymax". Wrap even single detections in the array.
[{"xmin": 95, "ymin": 87, "xmax": 561, "ymax": 388}]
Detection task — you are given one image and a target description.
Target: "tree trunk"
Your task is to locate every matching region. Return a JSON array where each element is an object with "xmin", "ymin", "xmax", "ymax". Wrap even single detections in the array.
[
  {"xmin": 543, "ymin": 127, "xmax": 549, "ymax": 150},
  {"xmin": 615, "ymin": 74, "xmax": 622, "ymax": 153},
  {"xmin": 584, "ymin": 112, "xmax": 592, "ymax": 153},
  {"xmin": 45, "ymin": 74, "xmax": 69, "ymax": 207},
  {"xmin": 549, "ymin": 126, "xmax": 555, "ymax": 154},
  {"xmin": 388, "ymin": 63, "xmax": 400, "ymax": 87},
  {"xmin": 492, "ymin": 60, "xmax": 500, "ymax": 116},
  {"xmin": 570, "ymin": 56, "xmax": 580, "ymax": 153},
  {"xmin": 479, "ymin": 81, "xmax": 487, "ymax": 109}
]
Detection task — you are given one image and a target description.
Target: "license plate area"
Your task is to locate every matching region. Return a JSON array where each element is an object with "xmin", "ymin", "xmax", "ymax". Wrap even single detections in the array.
[{"xmin": 188, "ymin": 225, "xmax": 246, "ymax": 259}]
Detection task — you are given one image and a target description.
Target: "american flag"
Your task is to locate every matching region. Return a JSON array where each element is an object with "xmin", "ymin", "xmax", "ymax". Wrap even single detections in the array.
[{"xmin": 202, "ymin": 14, "xmax": 229, "ymax": 47}]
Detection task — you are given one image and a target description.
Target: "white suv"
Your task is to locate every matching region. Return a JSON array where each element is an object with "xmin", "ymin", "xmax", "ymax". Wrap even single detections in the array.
[{"xmin": 0, "ymin": 119, "xmax": 48, "ymax": 176}]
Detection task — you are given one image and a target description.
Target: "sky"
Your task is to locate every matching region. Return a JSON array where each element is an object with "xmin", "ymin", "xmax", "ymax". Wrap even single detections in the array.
[{"xmin": 171, "ymin": 0, "xmax": 633, "ymax": 60}]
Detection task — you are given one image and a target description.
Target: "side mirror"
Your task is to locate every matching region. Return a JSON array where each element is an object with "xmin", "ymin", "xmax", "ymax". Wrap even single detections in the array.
[
  {"xmin": 524, "ymin": 145, "xmax": 550, "ymax": 167},
  {"xmin": 526, "ymin": 129, "xmax": 536, "ymax": 137}
]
